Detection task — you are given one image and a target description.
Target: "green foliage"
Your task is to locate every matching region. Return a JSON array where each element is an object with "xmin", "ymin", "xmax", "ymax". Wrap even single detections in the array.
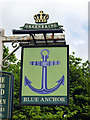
[
  {"xmin": 3, "ymin": 45, "xmax": 17, "ymax": 63},
  {"xmin": 2, "ymin": 46, "xmax": 90, "ymax": 120}
]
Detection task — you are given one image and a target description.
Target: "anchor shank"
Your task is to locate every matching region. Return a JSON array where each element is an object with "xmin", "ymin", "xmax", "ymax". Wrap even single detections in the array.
[
  {"xmin": 42, "ymin": 66, "xmax": 47, "ymax": 89},
  {"xmin": 41, "ymin": 55, "xmax": 48, "ymax": 90}
]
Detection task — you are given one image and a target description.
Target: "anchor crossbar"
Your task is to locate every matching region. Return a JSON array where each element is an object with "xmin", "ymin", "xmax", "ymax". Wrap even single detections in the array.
[{"xmin": 30, "ymin": 61, "xmax": 60, "ymax": 66}]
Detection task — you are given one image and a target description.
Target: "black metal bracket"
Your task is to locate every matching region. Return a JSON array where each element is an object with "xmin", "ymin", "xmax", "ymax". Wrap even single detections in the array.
[{"xmin": 2, "ymin": 28, "xmax": 65, "ymax": 68}]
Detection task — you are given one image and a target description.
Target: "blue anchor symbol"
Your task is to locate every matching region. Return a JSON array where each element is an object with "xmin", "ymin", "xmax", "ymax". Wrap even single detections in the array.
[{"xmin": 25, "ymin": 49, "xmax": 64, "ymax": 94}]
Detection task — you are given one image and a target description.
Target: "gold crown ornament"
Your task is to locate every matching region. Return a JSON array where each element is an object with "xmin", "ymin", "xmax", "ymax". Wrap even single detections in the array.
[{"xmin": 34, "ymin": 11, "xmax": 49, "ymax": 23}]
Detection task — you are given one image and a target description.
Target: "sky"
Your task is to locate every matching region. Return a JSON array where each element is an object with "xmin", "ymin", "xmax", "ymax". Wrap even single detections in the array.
[{"xmin": 0, "ymin": 0, "xmax": 89, "ymax": 62}]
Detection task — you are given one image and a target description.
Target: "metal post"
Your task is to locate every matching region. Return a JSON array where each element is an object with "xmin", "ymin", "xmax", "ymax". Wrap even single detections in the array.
[{"xmin": 0, "ymin": 29, "xmax": 4, "ymax": 71}]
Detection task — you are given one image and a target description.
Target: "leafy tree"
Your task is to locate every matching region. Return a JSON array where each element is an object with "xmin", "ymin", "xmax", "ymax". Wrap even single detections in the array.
[{"xmin": 2, "ymin": 46, "xmax": 90, "ymax": 120}]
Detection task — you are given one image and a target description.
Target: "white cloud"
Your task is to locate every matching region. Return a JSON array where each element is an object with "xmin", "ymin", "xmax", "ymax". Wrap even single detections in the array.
[{"xmin": 73, "ymin": 40, "xmax": 85, "ymax": 46}]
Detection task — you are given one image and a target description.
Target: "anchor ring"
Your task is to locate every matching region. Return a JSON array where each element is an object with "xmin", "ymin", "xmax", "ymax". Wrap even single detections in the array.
[{"xmin": 41, "ymin": 49, "xmax": 49, "ymax": 56}]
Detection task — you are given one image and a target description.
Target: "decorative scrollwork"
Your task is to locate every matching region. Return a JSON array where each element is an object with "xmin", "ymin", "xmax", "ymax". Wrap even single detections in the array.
[
  {"xmin": 2, "ymin": 60, "xmax": 10, "ymax": 68},
  {"xmin": 12, "ymin": 40, "xmax": 19, "ymax": 48},
  {"xmin": 2, "ymin": 43, "xmax": 20, "ymax": 68}
]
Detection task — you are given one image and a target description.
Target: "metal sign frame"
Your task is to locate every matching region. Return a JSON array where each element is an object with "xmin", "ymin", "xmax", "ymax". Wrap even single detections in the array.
[{"xmin": 20, "ymin": 45, "xmax": 69, "ymax": 106}]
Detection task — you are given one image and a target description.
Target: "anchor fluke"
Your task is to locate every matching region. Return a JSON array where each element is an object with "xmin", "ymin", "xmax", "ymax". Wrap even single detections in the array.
[
  {"xmin": 25, "ymin": 76, "xmax": 32, "ymax": 86},
  {"xmin": 56, "ymin": 75, "xmax": 64, "ymax": 85}
]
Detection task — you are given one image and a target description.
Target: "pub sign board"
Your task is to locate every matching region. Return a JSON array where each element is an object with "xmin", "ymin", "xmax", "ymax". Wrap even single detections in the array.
[
  {"xmin": 0, "ymin": 71, "xmax": 14, "ymax": 119},
  {"xmin": 20, "ymin": 45, "xmax": 69, "ymax": 105}
]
